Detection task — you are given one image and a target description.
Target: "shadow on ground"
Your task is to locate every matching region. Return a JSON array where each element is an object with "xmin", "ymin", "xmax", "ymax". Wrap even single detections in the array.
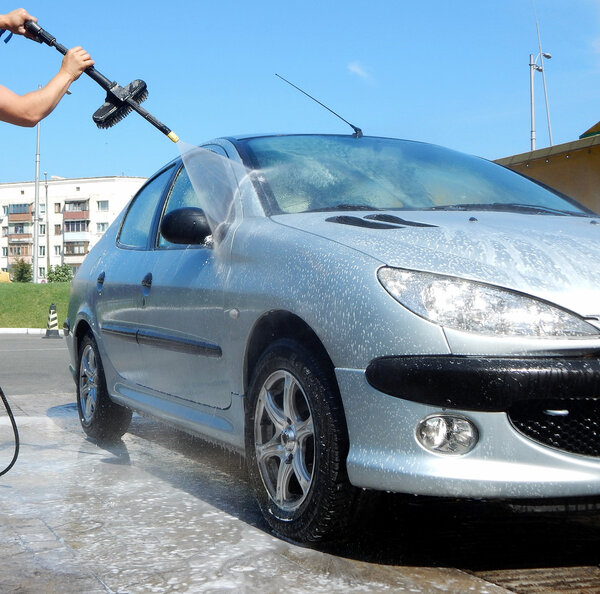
[{"xmin": 48, "ymin": 404, "xmax": 600, "ymax": 573}]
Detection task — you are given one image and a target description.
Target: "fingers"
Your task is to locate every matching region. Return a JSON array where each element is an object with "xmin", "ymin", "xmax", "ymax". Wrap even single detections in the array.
[
  {"xmin": 4, "ymin": 8, "xmax": 36, "ymax": 35},
  {"xmin": 68, "ymin": 46, "xmax": 94, "ymax": 65},
  {"xmin": 61, "ymin": 47, "xmax": 95, "ymax": 81}
]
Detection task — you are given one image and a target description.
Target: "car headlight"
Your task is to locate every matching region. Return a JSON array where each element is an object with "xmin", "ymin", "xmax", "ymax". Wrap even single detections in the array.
[{"xmin": 377, "ymin": 267, "xmax": 599, "ymax": 338}]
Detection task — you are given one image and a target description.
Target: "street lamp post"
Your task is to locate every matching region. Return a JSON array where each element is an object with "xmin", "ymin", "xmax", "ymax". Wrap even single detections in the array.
[
  {"xmin": 44, "ymin": 172, "xmax": 50, "ymax": 276},
  {"xmin": 529, "ymin": 51, "xmax": 552, "ymax": 151},
  {"xmin": 33, "ymin": 118, "xmax": 41, "ymax": 283}
]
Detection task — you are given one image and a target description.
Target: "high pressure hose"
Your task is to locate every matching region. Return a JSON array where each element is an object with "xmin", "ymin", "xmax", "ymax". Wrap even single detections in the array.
[{"xmin": 0, "ymin": 386, "xmax": 19, "ymax": 477}]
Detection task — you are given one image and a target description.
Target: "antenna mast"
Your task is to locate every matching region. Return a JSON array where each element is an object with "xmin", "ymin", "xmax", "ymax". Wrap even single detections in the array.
[{"xmin": 275, "ymin": 74, "xmax": 363, "ymax": 138}]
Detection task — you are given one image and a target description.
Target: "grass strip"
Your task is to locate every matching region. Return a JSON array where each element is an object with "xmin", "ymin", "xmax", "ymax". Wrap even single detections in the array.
[{"xmin": 0, "ymin": 283, "xmax": 71, "ymax": 328}]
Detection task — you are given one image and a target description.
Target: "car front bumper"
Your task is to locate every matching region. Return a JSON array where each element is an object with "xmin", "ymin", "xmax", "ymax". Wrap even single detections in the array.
[{"xmin": 336, "ymin": 359, "xmax": 600, "ymax": 498}]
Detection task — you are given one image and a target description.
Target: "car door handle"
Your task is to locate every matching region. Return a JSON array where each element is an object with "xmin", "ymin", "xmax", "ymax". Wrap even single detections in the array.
[
  {"xmin": 96, "ymin": 271, "xmax": 105, "ymax": 293},
  {"xmin": 141, "ymin": 273, "xmax": 153, "ymax": 288}
]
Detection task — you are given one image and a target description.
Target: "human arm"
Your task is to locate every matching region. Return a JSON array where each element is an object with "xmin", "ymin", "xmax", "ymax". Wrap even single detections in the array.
[{"xmin": 0, "ymin": 46, "xmax": 94, "ymax": 126}]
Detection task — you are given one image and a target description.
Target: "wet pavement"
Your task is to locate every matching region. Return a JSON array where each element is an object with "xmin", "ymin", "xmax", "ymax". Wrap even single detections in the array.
[{"xmin": 1, "ymin": 335, "xmax": 599, "ymax": 593}]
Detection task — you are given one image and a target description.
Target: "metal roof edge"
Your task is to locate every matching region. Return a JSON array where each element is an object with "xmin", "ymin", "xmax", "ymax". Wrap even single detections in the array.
[{"xmin": 495, "ymin": 135, "xmax": 600, "ymax": 166}]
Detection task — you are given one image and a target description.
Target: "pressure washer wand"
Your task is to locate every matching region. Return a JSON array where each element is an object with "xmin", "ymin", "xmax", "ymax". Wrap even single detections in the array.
[{"xmin": 24, "ymin": 21, "xmax": 179, "ymax": 143}]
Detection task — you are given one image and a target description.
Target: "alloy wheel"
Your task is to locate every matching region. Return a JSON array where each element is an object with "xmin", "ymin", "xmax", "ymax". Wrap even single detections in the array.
[
  {"xmin": 254, "ymin": 369, "xmax": 315, "ymax": 512},
  {"xmin": 79, "ymin": 344, "xmax": 98, "ymax": 424}
]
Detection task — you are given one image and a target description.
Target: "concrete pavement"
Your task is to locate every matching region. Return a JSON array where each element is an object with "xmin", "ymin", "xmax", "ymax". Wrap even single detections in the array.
[
  {"xmin": 1, "ymin": 335, "xmax": 600, "ymax": 592},
  {"xmin": 0, "ymin": 335, "xmax": 508, "ymax": 593}
]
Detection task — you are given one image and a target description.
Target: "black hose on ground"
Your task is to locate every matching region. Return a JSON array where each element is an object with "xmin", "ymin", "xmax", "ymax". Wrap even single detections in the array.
[{"xmin": 0, "ymin": 386, "xmax": 19, "ymax": 477}]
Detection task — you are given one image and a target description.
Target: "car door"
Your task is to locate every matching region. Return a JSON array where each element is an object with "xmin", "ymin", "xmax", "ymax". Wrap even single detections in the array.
[
  {"xmin": 95, "ymin": 165, "xmax": 176, "ymax": 385},
  {"xmin": 136, "ymin": 153, "xmax": 234, "ymax": 409}
]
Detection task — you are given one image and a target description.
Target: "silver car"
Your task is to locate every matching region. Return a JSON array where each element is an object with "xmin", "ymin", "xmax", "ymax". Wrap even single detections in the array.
[{"xmin": 66, "ymin": 134, "xmax": 600, "ymax": 543}]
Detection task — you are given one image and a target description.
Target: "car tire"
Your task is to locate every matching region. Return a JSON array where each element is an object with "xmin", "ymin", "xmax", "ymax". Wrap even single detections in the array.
[
  {"xmin": 77, "ymin": 333, "xmax": 132, "ymax": 442},
  {"xmin": 245, "ymin": 338, "xmax": 356, "ymax": 543}
]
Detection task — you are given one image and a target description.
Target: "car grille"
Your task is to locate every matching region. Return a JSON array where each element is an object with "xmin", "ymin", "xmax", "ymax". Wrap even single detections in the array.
[{"xmin": 508, "ymin": 398, "xmax": 600, "ymax": 458}]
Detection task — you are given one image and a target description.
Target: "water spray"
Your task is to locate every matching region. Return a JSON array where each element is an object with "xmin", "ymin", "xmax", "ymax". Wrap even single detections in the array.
[{"xmin": 24, "ymin": 21, "xmax": 179, "ymax": 143}]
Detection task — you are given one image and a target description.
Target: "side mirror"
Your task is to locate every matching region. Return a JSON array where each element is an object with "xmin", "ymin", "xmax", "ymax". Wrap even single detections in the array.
[{"xmin": 160, "ymin": 207, "xmax": 212, "ymax": 245}]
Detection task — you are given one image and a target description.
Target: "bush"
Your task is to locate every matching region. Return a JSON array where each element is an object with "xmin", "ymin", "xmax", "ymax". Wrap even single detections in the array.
[
  {"xmin": 11, "ymin": 259, "xmax": 32, "ymax": 283},
  {"xmin": 47, "ymin": 263, "xmax": 73, "ymax": 283}
]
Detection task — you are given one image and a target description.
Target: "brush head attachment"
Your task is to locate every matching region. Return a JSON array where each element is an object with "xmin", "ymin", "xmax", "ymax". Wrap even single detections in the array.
[{"xmin": 93, "ymin": 79, "xmax": 148, "ymax": 129}]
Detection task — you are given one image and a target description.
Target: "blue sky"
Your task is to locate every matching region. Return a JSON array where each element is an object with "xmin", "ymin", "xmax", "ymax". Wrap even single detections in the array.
[{"xmin": 1, "ymin": 0, "xmax": 600, "ymax": 182}]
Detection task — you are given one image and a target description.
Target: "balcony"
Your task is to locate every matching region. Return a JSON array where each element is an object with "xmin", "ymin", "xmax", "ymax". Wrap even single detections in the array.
[
  {"xmin": 8, "ymin": 233, "xmax": 33, "ymax": 243},
  {"xmin": 7, "ymin": 254, "xmax": 32, "ymax": 264},
  {"xmin": 8, "ymin": 212, "xmax": 33, "ymax": 223},
  {"xmin": 63, "ymin": 210, "xmax": 90, "ymax": 221},
  {"xmin": 63, "ymin": 231, "xmax": 90, "ymax": 243},
  {"xmin": 63, "ymin": 252, "xmax": 88, "ymax": 263}
]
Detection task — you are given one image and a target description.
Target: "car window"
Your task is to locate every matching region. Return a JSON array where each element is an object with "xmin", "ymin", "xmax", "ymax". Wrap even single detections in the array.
[
  {"xmin": 157, "ymin": 166, "xmax": 199, "ymax": 248},
  {"xmin": 118, "ymin": 166, "xmax": 175, "ymax": 249},
  {"xmin": 241, "ymin": 135, "xmax": 591, "ymax": 216}
]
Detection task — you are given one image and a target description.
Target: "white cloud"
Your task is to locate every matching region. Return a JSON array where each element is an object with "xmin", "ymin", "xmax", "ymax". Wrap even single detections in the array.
[{"xmin": 348, "ymin": 61, "xmax": 370, "ymax": 80}]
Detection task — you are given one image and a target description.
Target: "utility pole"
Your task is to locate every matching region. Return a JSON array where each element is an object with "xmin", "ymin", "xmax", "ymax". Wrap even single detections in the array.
[
  {"xmin": 44, "ymin": 172, "xmax": 50, "ymax": 276},
  {"xmin": 530, "ymin": 53, "xmax": 537, "ymax": 151},
  {"xmin": 529, "ymin": 51, "xmax": 551, "ymax": 151},
  {"xmin": 33, "ymin": 116, "xmax": 41, "ymax": 283}
]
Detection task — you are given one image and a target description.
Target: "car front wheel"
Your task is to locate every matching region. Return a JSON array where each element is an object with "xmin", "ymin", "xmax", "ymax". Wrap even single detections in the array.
[
  {"xmin": 77, "ymin": 333, "xmax": 132, "ymax": 442},
  {"xmin": 245, "ymin": 338, "xmax": 355, "ymax": 543}
]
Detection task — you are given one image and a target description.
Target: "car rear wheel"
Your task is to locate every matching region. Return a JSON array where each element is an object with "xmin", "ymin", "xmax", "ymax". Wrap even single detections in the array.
[
  {"xmin": 245, "ymin": 338, "xmax": 355, "ymax": 543},
  {"xmin": 77, "ymin": 333, "xmax": 132, "ymax": 441}
]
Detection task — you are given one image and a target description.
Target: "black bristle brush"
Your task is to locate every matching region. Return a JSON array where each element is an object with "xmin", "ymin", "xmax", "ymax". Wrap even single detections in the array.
[{"xmin": 24, "ymin": 21, "xmax": 179, "ymax": 143}]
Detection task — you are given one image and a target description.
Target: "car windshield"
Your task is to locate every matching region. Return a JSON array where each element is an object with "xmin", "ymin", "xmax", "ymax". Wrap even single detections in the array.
[{"xmin": 241, "ymin": 135, "xmax": 591, "ymax": 216}]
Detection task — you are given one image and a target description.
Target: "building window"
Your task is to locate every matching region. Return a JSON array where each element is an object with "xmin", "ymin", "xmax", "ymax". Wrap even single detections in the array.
[
  {"xmin": 97, "ymin": 200, "xmax": 109, "ymax": 211},
  {"xmin": 2, "ymin": 227, "xmax": 7, "ymax": 237},
  {"xmin": 39, "ymin": 245, "xmax": 46, "ymax": 257},
  {"xmin": 64, "ymin": 201, "xmax": 88, "ymax": 212},
  {"xmin": 11, "ymin": 224, "xmax": 25, "ymax": 234},
  {"xmin": 76, "ymin": 187, "xmax": 80, "ymax": 191},
  {"xmin": 40, "ymin": 203, "xmax": 46, "ymax": 214},
  {"xmin": 97, "ymin": 222, "xmax": 109, "ymax": 233},
  {"xmin": 55, "ymin": 224, "xmax": 62, "ymax": 235},
  {"xmin": 2, "ymin": 247, "xmax": 7, "ymax": 257},
  {"xmin": 65, "ymin": 221, "xmax": 89, "ymax": 233},
  {"xmin": 64, "ymin": 241, "xmax": 88, "ymax": 255},
  {"xmin": 39, "ymin": 267, "xmax": 46, "ymax": 278},
  {"xmin": 39, "ymin": 223, "xmax": 46, "ymax": 235},
  {"xmin": 54, "ymin": 245, "xmax": 61, "ymax": 256},
  {"xmin": 55, "ymin": 203, "xmax": 61, "ymax": 213},
  {"xmin": 2, "ymin": 206, "xmax": 8, "ymax": 216},
  {"xmin": 8, "ymin": 203, "xmax": 29, "ymax": 214},
  {"xmin": 9, "ymin": 246, "xmax": 21, "ymax": 256}
]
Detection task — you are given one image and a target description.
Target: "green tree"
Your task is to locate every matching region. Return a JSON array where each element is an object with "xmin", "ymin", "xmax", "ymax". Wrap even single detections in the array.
[
  {"xmin": 11, "ymin": 259, "xmax": 33, "ymax": 283},
  {"xmin": 47, "ymin": 264, "xmax": 73, "ymax": 283}
]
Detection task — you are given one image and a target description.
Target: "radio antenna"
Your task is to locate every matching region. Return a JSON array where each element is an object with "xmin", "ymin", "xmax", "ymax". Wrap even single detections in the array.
[{"xmin": 275, "ymin": 73, "xmax": 363, "ymax": 138}]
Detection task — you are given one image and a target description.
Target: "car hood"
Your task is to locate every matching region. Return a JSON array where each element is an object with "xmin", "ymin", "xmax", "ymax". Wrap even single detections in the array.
[{"xmin": 271, "ymin": 210, "xmax": 600, "ymax": 317}]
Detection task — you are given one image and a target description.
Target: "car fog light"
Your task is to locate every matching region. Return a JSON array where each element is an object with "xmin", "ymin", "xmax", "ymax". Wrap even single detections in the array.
[{"xmin": 416, "ymin": 415, "xmax": 478, "ymax": 455}]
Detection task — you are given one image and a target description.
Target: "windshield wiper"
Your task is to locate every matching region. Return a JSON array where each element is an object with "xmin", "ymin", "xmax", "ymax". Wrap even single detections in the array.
[
  {"xmin": 424, "ymin": 202, "xmax": 589, "ymax": 217},
  {"xmin": 310, "ymin": 203, "xmax": 381, "ymax": 212}
]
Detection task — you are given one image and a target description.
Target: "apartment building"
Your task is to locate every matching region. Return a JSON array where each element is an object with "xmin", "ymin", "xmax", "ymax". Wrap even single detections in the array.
[{"xmin": 0, "ymin": 176, "xmax": 146, "ymax": 280}]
